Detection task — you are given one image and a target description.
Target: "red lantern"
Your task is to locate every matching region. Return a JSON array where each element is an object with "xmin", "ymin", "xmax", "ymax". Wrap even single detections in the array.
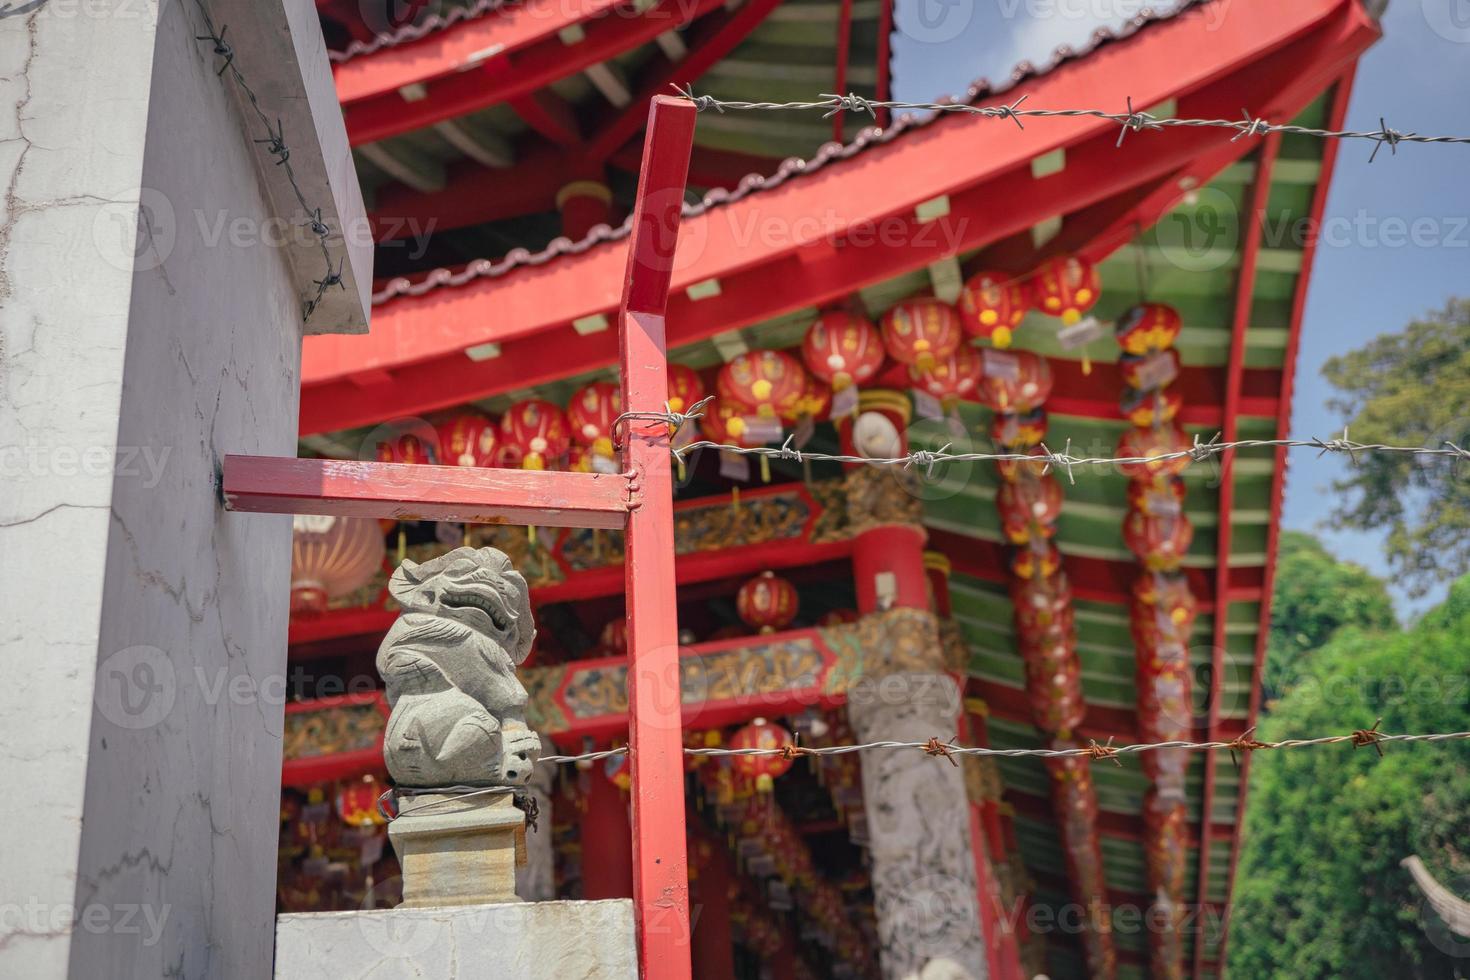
[
  {"xmin": 879, "ymin": 297, "xmax": 962, "ymax": 371},
  {"xmin": 1132, "ymin": 571, "xmax": 1198, "ymax": 638},
  {"xmin": 728, "ymin": 718, "xmax": 796, "ymax": 792},
  {"xmin": 290, "ymin": 516, "xmax": 385, "ymax": 614},
  {"xmin": 1123, "ymin": 509, "xmax": 1194, "ymax": 571},
  {"xmin": 1011, "ymin": 572, "xmax": 1074, "ymax": 637},
  {"xmin": 1028, "ymin": 254, "xmax": 1101, "ymax": 325},
  {"xmin": 1115, "ymin": 303, "xmax": 1183, "ymax": 354},
  {"xmin": 436, "ymin": 411, "xmax": 498, "ymax": 467},
  {"xmin": 802, "ymin": 311, "xmax": 886, "ymax": 390},
  {"xmin": 666, "ymin": 363, "xmax": 707, "ymax": 415},
  {"xmin": 600, "ymin": 617, "xmax": 627, "ymax": 655},
  {"xmin": 1010, "ymin": 541, "xmax": 1061, "ymax": 580},
  {"xmin": 375, "ymin": 430, "xmax": 436, "ymax": 464},
  {"xmin": 787, "ymin": 372, "xmax": 832, "ymax": 424},
  {"xmin": 997, "ymin": 474, "xmax": 1063, "ymax": 544},
  {"xmin": 336, "ymin": 774, "xmax": 387, "ymax": 827},
  {"xmin": 990, "ymin": 408, "xmax": 1048, "ymax": 451},
  {"xmin": 1128, "ymin": 476, "xmax": 1186, "ymax": 517},
  {"xmin": 976, "ymin": 349, "xmax": 1052, "ymax": 414},
  {"xmin": 498, "ymin": 398, "xmax": 571, "ymax": 470},
  {"xmin": 1021, "ymin": 643, "xmax": 1086, "ymax": 736},
  {"xmin": 995, "ymin": 444, "xmax": 1052, "ymax": 484},
  {"xmin": 1137, "ymin": 640, "xmax": 1192, "ymax": 752},
  {"xmin": 1119, "ymin": 348, "xmax": 1181, "ymax": 392},
  {"xmin": 698, "ymin": 396, "xmax": 759, "ymax": 448},
  {"xmin": 1116, "ymin": 422, "xmax": 1193, "ymax": 483},
  {"xmin": 567, "ymin": 381, "xmax": 622, "ymax": 465},
  {"xmin": 736, "ymin": 570, "xmax": 799, "ymax": 633},
  {"xmin": 1121, "ymin": 386, "xmax": 1183, "ymax": 428},
  {"xmin": 959, "ymin": 270, "xmax": 1028, "ymax": 348},
  {"xmin": 909, "ymin": 342, "xmax": 981, "ymax": 407},
  {"xmin": 718, "ymin": 350, "xmax": 806, "ymax": 420}
]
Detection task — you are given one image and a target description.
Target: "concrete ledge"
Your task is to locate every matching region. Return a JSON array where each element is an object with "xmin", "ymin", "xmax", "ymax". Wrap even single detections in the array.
[{"xmin": 274, "ymin": 899, "xmax": 637, "ymax": 978}]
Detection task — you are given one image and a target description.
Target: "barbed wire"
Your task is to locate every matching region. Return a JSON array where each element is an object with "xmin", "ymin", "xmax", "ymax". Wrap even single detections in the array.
[
  {"xmin": 667, "ymin": 425, "xmax": 1468, "ymax": 485},
  {"xmin": 192, "ymin": 0, "xmax": 344, "ymax": 322},
  {"xmin": 381, "ymin": 726, "xmax": 1470, "ymax": 815},
  {"xmin": 673, "ymin": 88, "xmax": 1470, "ymax": 162}
]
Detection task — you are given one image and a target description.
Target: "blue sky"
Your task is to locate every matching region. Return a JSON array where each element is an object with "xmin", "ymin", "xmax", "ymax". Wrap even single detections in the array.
[{"xmin": 892, "ymin": 0, "xmax": 1470, "ymax": 614}]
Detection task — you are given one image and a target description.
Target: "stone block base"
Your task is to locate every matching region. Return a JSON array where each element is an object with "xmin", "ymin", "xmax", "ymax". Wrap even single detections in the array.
[
  {"xmin": 274, "ymin": 899, "xmax": 638, "ymax": 979},
  {"xmin": 389, "ymin": 790, "xmax": 524, "ymax": 907}
]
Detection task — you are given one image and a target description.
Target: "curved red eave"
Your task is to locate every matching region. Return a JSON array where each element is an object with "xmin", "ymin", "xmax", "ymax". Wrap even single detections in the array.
[{"xmin": 301, "ymin": 0, "xmax": 1379, "ymax": 435}]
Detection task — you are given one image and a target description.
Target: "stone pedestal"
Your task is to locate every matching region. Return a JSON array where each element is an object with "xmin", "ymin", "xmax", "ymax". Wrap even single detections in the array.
[{"xmin": 390, "ymin": 791, "xmax": 526, "ymax": 908}]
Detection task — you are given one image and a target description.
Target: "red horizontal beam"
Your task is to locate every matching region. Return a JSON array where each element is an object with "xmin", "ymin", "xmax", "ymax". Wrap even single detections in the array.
[
  {"xmin": 334, "ymin": 0, "xmax": 626, "ymax": 105},
  {"xmin": 342, "ymin": 0, "xmax": 726, "ymax": 146},
  {"xmin": 223, "ymin": 455, "xmax": 630, "ymax": 528},
  {"xmin": 302, "ymin": 0, "xmax": 1375, "ymax": 432}
]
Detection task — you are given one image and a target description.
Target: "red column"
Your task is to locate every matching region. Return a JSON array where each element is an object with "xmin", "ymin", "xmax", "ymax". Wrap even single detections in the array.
[
  {"xmin": 853, "ymin": 524, "xmax": 929, "ymax": 614},
  {"xmin": 580, "ymin": 768, "xmax": 634, "ymax": 900},
  {"xmin": 689, "ymin": 836, "xmax": 737, "ymax": 980},
  {"xmin": 557, "ymin": 179, "xmax": 613, "ymax": 240}
]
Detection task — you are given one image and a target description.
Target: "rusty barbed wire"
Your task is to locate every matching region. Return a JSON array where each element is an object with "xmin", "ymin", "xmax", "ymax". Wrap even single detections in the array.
[
  {"xmin": 672, "ymin": 87, "xmax": 1470, "ymax": 162},
  {"xmin": 192, "ymin": 0, "xmax": 343, "ymax": 322},
  {"xmin": 382, "ymin": 729, "xmax": 1470, "ymax": 815},
  {"xmin": 665, "ymin": 425, "xmax": 1468, "ymax": 485}
]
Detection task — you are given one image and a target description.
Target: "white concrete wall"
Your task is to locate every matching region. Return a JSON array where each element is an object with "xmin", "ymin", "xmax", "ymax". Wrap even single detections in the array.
[
  {"xmin": 0, "ymin": 1, "xmax": 365, "ymax": 977},
  {"xmin": 275, "ymin": 900, "xmax": 640, "ymax": 980},
  {"xmin": 0, "ymin": 4, "xmax": 162, "ymax": 976}
]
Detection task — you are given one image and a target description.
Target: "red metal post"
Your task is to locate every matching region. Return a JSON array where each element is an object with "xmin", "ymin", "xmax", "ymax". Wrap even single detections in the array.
[
  {"xmin": 1192, "ymin": 129, "xmax": 1280, "ymax": 978},
  {"xmin": 617, "ymin": 95, "xmax": 698, "ymax": 980}
]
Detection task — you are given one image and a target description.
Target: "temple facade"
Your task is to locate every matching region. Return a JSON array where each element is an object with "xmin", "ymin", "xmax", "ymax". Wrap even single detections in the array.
[{"xmin": 273, "ymin": 1, "xmax": 1384, "ymax": 978}]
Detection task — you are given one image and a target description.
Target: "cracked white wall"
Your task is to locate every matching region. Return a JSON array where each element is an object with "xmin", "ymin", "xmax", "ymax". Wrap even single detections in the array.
[{"xmin": 2, "ymin": 2, "xmax": 305, "ymax": 977}]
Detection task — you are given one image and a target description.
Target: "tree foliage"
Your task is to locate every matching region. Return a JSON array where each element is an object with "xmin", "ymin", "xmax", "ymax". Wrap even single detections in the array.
[
  {"xmin": 1264, "ymin": 530, "xmax": 1397, "ymax": 703},
  {"xmin": 1229, "ymin": 576, "xmax": 1470, "ymax": 979},
  {"xmin": 1322, "ymin": 299, "xmax": 1470, "ymax": 596}
]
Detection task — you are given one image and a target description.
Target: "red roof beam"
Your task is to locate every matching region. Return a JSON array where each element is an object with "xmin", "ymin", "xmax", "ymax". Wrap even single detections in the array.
[{"xmin": 342, "ymin": 0, "xmax": 727, "ymax": 146}]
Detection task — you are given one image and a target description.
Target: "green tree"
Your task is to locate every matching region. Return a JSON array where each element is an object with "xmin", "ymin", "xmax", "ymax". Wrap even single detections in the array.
[
  {"xmin": 1263, "ymin": 531, "xmax": 1397, "ymax": 703},
  {"xmin": 1229, "ymin": 576, "xmax": 1470, "ymax": 979},
  {"xmin": 1322, "ymin": 299, "xmax": 1470, "ymax": 597}
]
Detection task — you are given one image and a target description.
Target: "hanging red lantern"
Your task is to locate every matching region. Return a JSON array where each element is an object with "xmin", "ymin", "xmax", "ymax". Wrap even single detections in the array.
[
  {"xmin": 498, "ymin": 398, "xmax": 571, "ymax": 470},
  {"xmin": 1132, "ymin": 570, "xmax": 1198, "ymax": 638},
  {"xmin": 336, "ymin": 774, "xmax": 387, "ymax": 827},
  {"xmin": 1011, "ymin": 572, "xmax": 1074, "ymax": 638},
  {"xmin": 1115, "ymin": 303, "xmax": 1183, "ymax": 355},
  {"xmin": 787, "ymin": 372, "xmax": 832, "ymax": 424},
  {"xmin": 1121, "ymin": 386, "xmax": 1183, "ymax": 428},
  {"xmin": 290, "ymin": 515, "xmax": 385, "ymax": 614},
  {"xmin": 667, "ymin": 363, "xmax": 707, "ymax": 415},
  {"xmin": 1116, "ymin": 422, "xmax": 1193, "ymax": 483},
  {"xmin": 976, "ymin": 349, "xmax": 1053, "ymax": 414},
  {"xmin": 879, "ymin": 297, "xmax": 962, "ymax": 371},
  {"xmin": 1128, "ymin": 476, "xmax": 1186, "ymax": 517},
  {"xmin": 801, "ymin": 311, "xmax": 886, "ymax": 390},
  {"xmin": 996, "ymin": 444, "xmax": 1052, "ymax": 484},
  {"xmin": 990, "ymin": 407, "xmax": 1049, "ymax": 451},
  {"xmin": 567, "ymin": 381, "xmax": 622, "ymax": 467},
  {"xmin": 736, "ymin": 570, "xmax": 799, "ymax": 633},
  {"xmin": 698, "ymin": 396, "xmax": 759, "ymax": 447},
  {"xmin": 374, "ymin": 430, "xmax": 436, "ymax": 464},
  {"xmin": 718, "ymin": 350, "xmax": 806, "ymax": 421},
  {"xmin": 1028, "ymin": 254, "xmax": 1101, "ymax": 325},
  {"xmin": 997, "ymin": 474, "xmax": 1063, "ymax": 544},
  {"xmin": 599, "ymin": 617, "xmax": 627, "ymax": 655},
  {"xmin": 1123, "ymin": 509, "xmax": 1195, "ymax": 571},
  {"xmin": 1119, "ymin": 348, "xmax": 1182, "ymax": 392},
  {"xmin": 1021, "ymin": 644, "xmax": 1086, "ymax": 736},
  {"xmin": 959, "ymin": 270, "xmax": 1028, "ymax": 348},
  {"xmin": 909, "ymin": 342, "xmax": 981, "ymax": 407},
  {"xmin": 436, "ymin": 411, "xmax": 498, "ymax": 467},
  {"xmin": 728, "ymin": 717, "xmax": 796, "ymax": 792},
  {"xmin": 1136, "ymin": 640, "xmax": 1192, "ymax": 751},
  {"xmin": 1010, "ymin": 541, "xmax": 1061, "ymax": 580}
]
